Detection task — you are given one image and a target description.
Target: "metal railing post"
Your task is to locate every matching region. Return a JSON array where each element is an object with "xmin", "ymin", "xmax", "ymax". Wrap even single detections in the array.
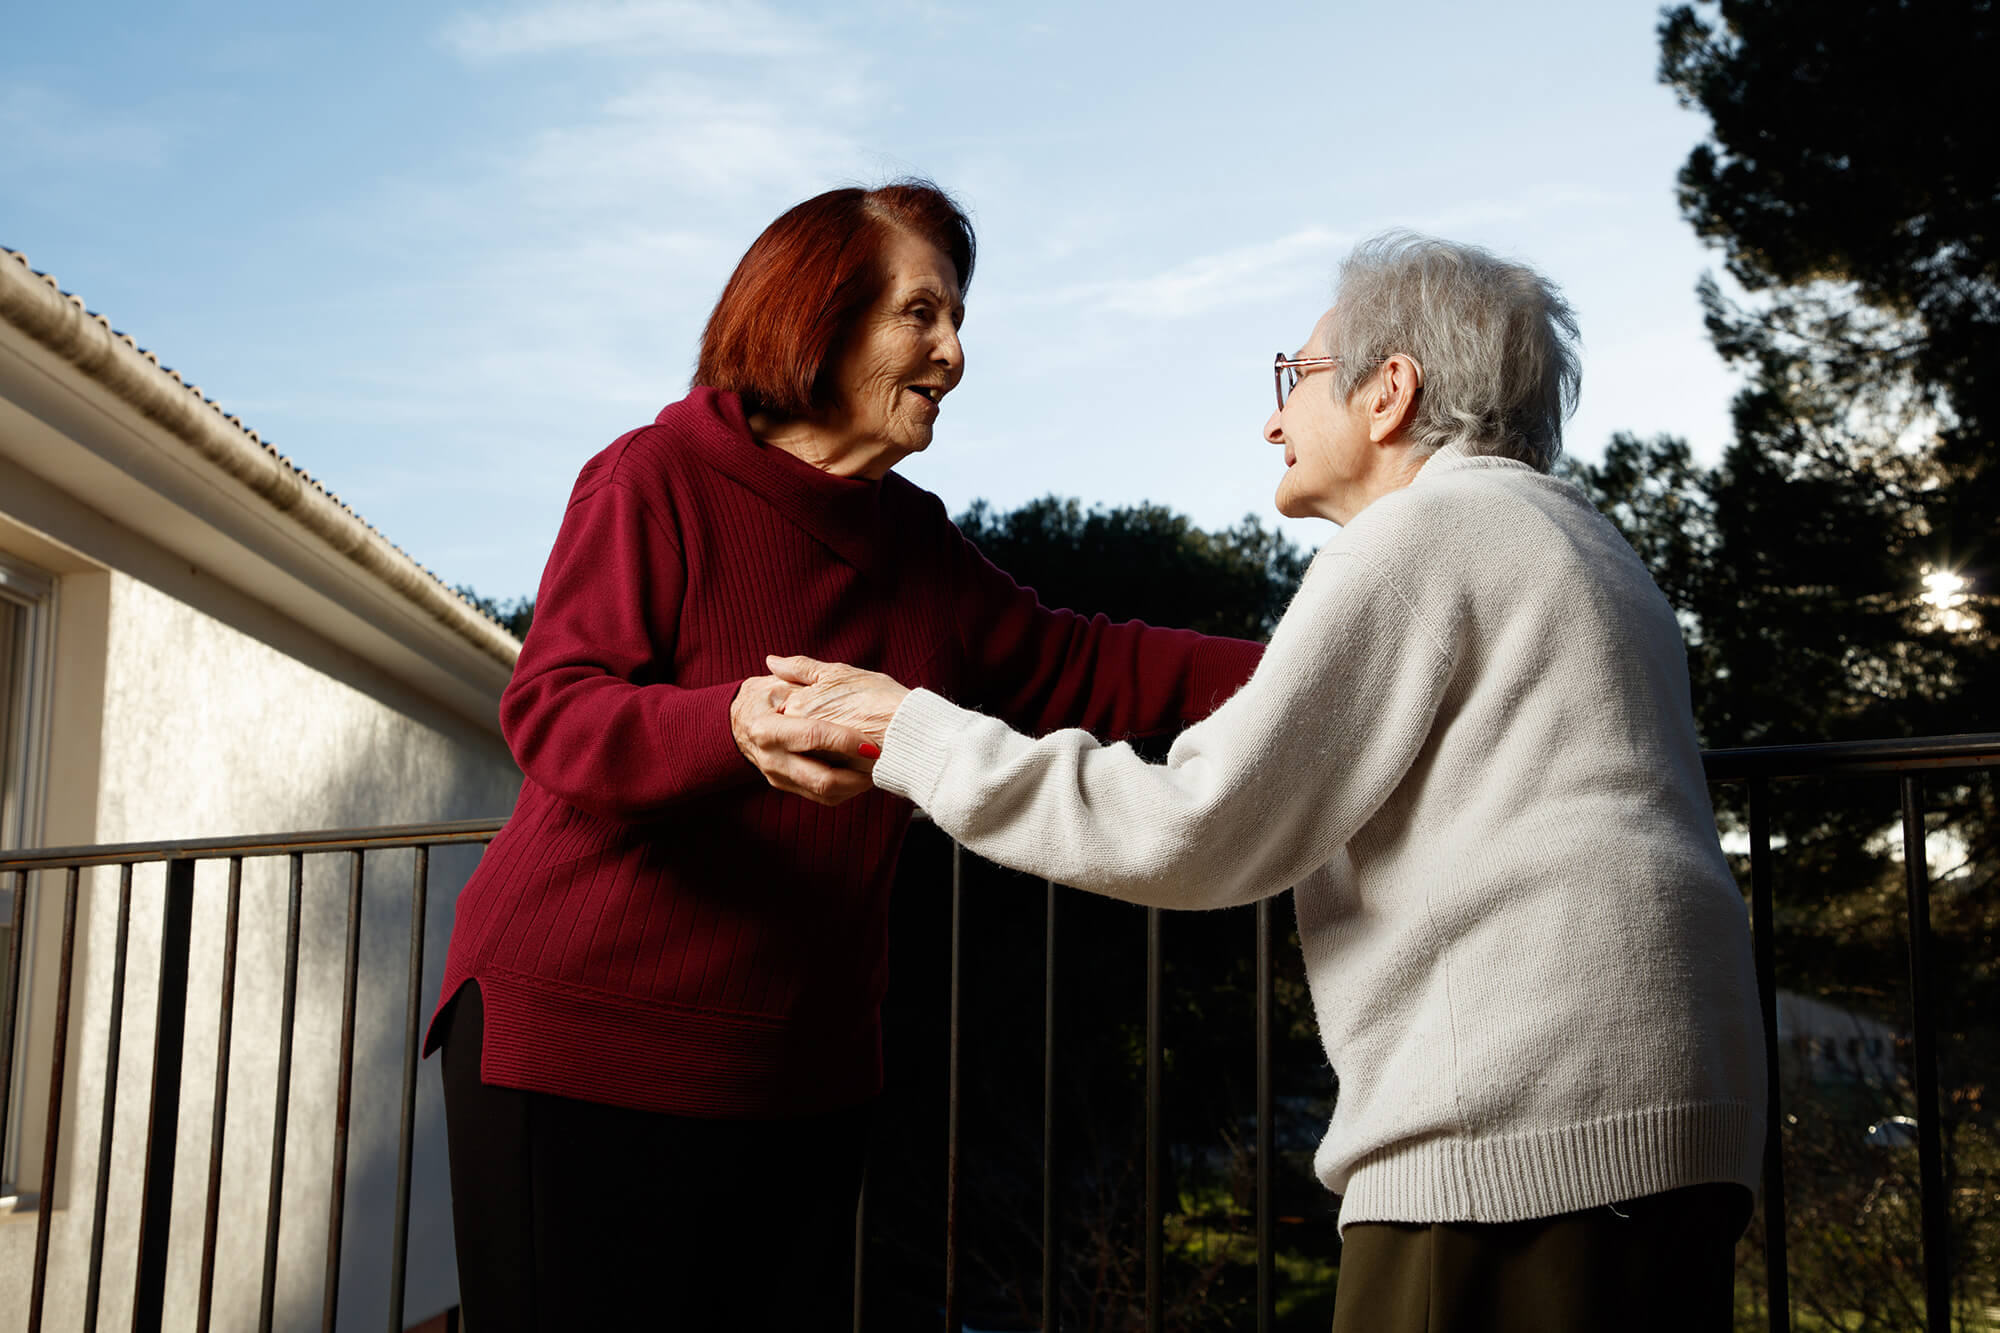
[
  {"xmin": 1144, "ymin": 906, "xmax": 1163, "ymax": 1333},
  {"xmin": 27, "ymin": 867, "xmax": 79, "ymax": 1333},
  {"xmin": 259, "ymin": 852, "xmax": 305, "ymax": 1333},
  {"xmin": 1255, "ymin": 897, "xmax": 1275, "ymax": 1333},
  {"xmin": 197, "ymin": 857, "xmax": 244, "ymax": 1333},
  {"xmin": 1899, "ymin": 776, "xmax": 1951, "ymax": 1333},
  {"xmin": 852, "ymin": 1158, "xmax": 868, "ymax": 1333},
  {"xmin": 388, "ymin": 846, "xmax": 430, "ymax": 1333},
  {"xmin": 1042, "ymin": 879, "xmax": 1060, "ymax": 1333},
  {"xmin": 132, "ymin": 857, "xmax": 197, "ymax": 1333},
  {"xmin": 82, "ymin": 864, "xmax": 133, "ymax": 1333},
  {"xmin": 322, "ymin": 850, "xmax": 367, "ymax": 1331},
  {"xmin": 0, "ymin": 869, "xmax": 27, "ymax": 1193},
  {"xmin": 1747, "ymin": 780, "xmax": 1791, "ymax": 1333},
  {"xmin": 944, "ymin": 841, "xmax": 962, "ymax": 1333}
]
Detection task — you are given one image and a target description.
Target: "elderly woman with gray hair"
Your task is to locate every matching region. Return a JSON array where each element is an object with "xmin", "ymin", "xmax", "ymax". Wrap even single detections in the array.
[{"xmin": 777, "ymin": 233, "xmax": 1767, "ymax": 1332}]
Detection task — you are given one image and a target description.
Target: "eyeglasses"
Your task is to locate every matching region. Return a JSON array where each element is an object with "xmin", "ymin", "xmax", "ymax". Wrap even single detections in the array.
[
  {"xmin": 1273, "ymin": 351, "xmax": 1418, "ymax": 410},
  {"xmin": 1275, "ymin": 354, "xmax": 1334, "ymax": 410}
]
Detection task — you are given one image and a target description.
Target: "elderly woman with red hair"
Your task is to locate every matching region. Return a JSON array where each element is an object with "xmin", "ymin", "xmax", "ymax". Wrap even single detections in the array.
[{"xmin": 425, "ymin": 181, "xmax": 1262, "ymax": 1330}]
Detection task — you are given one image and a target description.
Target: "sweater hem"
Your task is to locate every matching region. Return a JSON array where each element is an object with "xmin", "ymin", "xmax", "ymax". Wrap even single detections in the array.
[
  {"xmin": 1323, "ymin": 1101, "xmax": 1765, "ymax": 1233},
  {"xmin": 440, "ymin": 967, "xmax": 884, "ymax": 1119}
]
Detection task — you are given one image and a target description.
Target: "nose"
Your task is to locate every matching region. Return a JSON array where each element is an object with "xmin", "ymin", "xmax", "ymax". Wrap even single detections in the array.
[
  {"xmin": 1264, "ymin": 406, "xmax": 1285, "ymax": 445},
  {"xmin": 934, "ymin": 321, "xmax": 964, "ymax": 386}
]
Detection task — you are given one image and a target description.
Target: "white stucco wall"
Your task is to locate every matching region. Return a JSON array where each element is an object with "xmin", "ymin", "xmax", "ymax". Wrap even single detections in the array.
[{"xmin": 1, "ymin": 571, "xmax": 520, "ymax": 1332}]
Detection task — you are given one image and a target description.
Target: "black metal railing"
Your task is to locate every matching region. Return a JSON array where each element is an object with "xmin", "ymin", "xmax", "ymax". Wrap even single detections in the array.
[
  {"xmin": 935, "ymin": 731, "xmax": 2000, "ymax": 1333},
  {"xmin": 0, "ymin": 821, "xmax": 499, "ymax": 1333},
  {"xmin": 1699, "ymin": 734, "xmax": 2000, "ymax": 1333},
  {"xmin": 2, "ymin": 733, "xmax": 1996, "ymax": 1332}
]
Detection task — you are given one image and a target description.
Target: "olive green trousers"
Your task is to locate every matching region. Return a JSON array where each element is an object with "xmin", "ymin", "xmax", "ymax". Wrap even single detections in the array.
[{"xmin": 1329, "ymin": 1183, "xmax": 1754, "ymax": 1333}]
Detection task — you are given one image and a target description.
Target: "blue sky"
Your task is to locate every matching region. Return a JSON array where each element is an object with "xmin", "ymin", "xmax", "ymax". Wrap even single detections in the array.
[{"xmin": 3, "ymin": 1, "xmax": 1742, "ymax": 602}]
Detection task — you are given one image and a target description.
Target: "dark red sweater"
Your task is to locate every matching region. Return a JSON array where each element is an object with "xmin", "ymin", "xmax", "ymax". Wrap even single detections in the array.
[{"xmin": 429, "ymin": 389, "xmax": 1262, "ymax": 1117}]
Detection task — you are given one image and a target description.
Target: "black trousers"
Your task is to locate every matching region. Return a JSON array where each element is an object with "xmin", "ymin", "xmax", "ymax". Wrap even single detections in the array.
[
  {"xmin": 1331, "ymin": 1182, "xmax": 1754, "ymax": 1333},
  {"xmin": 438, "ymin": 984, "xmax": 870, "ymax": 1332}
]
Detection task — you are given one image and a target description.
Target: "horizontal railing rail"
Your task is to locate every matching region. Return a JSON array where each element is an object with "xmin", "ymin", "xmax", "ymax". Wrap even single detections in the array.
[
  {"xmin": 0, "ymin": 819, "xmax": 508, "ymax": 871},
  {"xmin": 1700, "ymin": 731, "xmax": 2000, "ymax": 781},
  {"xmin": 2, "ymin": 730, "xmax": 1995, "ymax": 1332}
]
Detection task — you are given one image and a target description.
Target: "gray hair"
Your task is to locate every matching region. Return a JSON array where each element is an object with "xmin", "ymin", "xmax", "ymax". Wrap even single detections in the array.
[{"xmin": 1326, "ymin": 232, "xmax": 1580, "ymax": 472}]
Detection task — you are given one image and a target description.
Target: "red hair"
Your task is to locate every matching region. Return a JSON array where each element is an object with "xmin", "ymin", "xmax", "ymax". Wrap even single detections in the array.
[{"xmin": 695, "ymin": 180, "xmax": 976, "ymax": 418}]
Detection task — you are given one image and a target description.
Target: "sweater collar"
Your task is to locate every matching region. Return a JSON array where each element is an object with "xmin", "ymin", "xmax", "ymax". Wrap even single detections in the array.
[
  {"xmin": 1410, "ymin": 441, "xmax": 1535, "ymax": 486},
  {"xmin": 665, "ymin": 388, "xmax": 886, "ymax": 575}
]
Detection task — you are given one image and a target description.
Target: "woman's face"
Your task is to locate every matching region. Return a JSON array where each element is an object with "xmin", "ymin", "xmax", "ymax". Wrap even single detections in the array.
[
  {"xmin": 821, "ymin": 228, "xmax": 966, "ymax": 479},
  {"xmin": 1266, "ymin": 309, "xmax": 1374, "ymax": 522},
  {"xmin": 1263, "ymin": 307, "xmax": 1425, "ymax": 523}
]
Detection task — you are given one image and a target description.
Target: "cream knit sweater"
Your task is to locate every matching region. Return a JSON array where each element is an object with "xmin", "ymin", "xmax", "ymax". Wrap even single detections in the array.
[{"xmin": 873, "ymin": 445, "xmax": 1767, "ymax": 1231}]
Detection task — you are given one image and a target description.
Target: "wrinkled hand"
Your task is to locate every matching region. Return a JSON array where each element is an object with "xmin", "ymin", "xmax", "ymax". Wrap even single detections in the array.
[
  {"xmin": 729, "ymin": 674, "xmax": 874, "ymax": 806},
  {"xmin": 766, "ymin": 655, "xmax": 909, "ymax": 753}
]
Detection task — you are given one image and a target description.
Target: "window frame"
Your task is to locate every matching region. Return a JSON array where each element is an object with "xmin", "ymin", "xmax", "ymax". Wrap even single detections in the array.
[{"xmin": 0, "ymin": 550, "xmax": 56, "ymax": 1199}]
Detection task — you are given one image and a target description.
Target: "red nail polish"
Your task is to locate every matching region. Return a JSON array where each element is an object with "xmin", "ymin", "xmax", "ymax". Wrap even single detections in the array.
[{"xmin": 858, "ymin": 742, "xmax": 882, "ymax": 760}]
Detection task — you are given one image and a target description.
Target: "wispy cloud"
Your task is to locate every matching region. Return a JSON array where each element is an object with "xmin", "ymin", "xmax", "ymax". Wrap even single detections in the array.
[
  {"xmin": 440, "ymin": 0, "xmax": 817, "ymax": 62},
  {"xmin": 1048, "ymin": 187, "xmax": 1638, "ymax": 321},
  {"xmin": 436, "ymin": 2, "xmax": 878, "ymax": 200},
  {"xmin": 1054, "ymin": 226, "xmax": 1352, "ymax": 319},
  {"xmin": 512, "ymin": 81, "xmax": 869, "ymax": 201}
]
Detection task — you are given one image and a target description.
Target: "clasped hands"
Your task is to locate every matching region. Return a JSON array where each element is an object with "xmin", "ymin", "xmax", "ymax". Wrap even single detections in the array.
[{"xmin": 728, "ymin": 655, "xmax": 910, "ymax": 806}]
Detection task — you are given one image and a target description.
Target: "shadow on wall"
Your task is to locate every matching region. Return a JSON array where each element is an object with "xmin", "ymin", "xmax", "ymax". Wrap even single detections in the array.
[{"xmin": 238, "ymin": 761, "xmax": 507, "ymax": 1333}]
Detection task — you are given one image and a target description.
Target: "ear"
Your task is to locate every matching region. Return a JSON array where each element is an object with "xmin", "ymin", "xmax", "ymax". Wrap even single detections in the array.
[{"xmin": 1366, "ymin": 354, "xmax": 1424, "ymax": 444}]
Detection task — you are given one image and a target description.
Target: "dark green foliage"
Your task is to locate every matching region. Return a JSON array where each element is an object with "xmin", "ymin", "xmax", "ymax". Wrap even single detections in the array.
[
  {"xmin": 452, "ymin": 584, "xmax": 535, "ymax": 641},
  {"xmin": 1599, "ymin": 0, "xmax": 2000, "ymax": 752},
  {"xmin": 1661, "ymin": 1, "xmax": 1999, "ymax": 307},
  {"xmin": 1660, "ymin": 0, "xmax": 2000, "ymax": 441},
  {"xmin": 1596, "ymin": 5, "xmax": 2000, "ymax": 1325},
  {"xmin": 1660, "ymin": 0, "xmax": 2000, "ymax": 471},
  {"xmin": 1657, "ymin": 0, "xmax": 1998, "ymax": 737},
  {"xmin": 954, "ymin": 497, "xmax": 1311, "ymax": 644}
]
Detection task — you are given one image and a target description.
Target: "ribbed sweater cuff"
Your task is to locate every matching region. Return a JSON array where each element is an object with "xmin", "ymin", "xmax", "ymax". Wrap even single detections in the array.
[
  {"xmin": 1329, "ymin": 1100, "xmax": 1764, "ymax": 1231},
  {"xmin": 1188, "ymin": 636, "xmax": 1263, "ymax": 718},
  {"xmin": 873, "ymin": 688, "xmax": 975, "ymax": 810},
  {"xmin": 657, "ymin": 679, "xmax": 759, "ymax": 795}
]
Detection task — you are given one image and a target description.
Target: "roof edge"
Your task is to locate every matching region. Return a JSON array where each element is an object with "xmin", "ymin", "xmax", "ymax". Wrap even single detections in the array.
[{"xmin": 0, "ymin": 247, "xmax": 519, "ymax": 670}]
